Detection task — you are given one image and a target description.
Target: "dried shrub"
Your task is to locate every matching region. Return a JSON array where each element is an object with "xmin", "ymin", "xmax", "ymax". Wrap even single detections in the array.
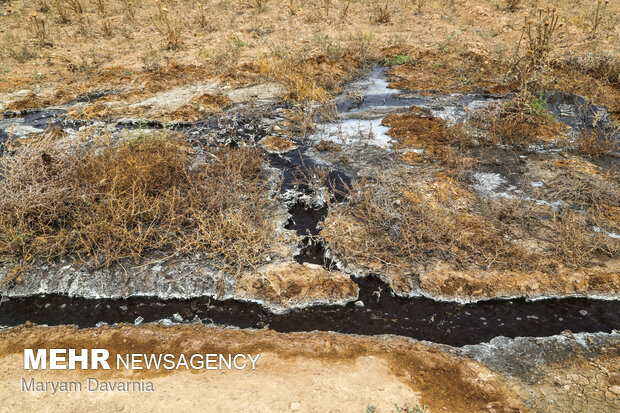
[
  {"xmin": 92, "ymin": 0, "xmax": 106, "ymax": 15},
  {"xmin": 252, "ymin": 0, "xmax": 268, "ymax": 12},
  {"xmin": 67, "ymin": 0, "xmax": 84, "ymax": 15},
  {"xmin": 35, "ymin": 0, "xmax": 50, "ymax": 13},
  {"xmin": 52, "ymin": 0, "xmax": 71, "ymax": 24},
  {"xmin": 524, "ymin": 7, "xmax": 560, "ymax": 67},
  {"xmin": 558, "ymin": 53, "xmax": 620, "ymax": 87},
  {"xmin": 372, "ymin": 2, "xmax": 391, "ymax": 24},
  {"xmin": 152, "ymin": 0, "xmax": 183, "ymax": 50},
  {"xmin": 194, "ymin": 2, "xmax": 215, "ymax": 30},
  {"xmin": 120, "ymin": 0, "xmax": 136, "ymax": 21},
  {"xmin": 591, "ymin": 0, "xmax": 610, "ymax": 38},
  {"xmin": 28, "ymin": 12, "xmax": 51, "ymax": 47},
  {"xmin": 0, "ymin": 132, "xmax": 285, "ymax": 272},
  {"xmin": 414, "ymin": 0, "xmax": 426, "ymax": 15},
  {"xmin": 340, "ymin": 0, "xmax": 351, "ymax": 20},
  {"xmin": 505, "ymin": 0, "xmax": 521, "ymax": 12},
  {"xmin": 546, "ymin": 164, "xmax": 620, "ymax": 214},
  {"xmin": 567, "ymin": 127, "xmax": 619, "ymax": 158},
  {"xmin": 321, "ymin": 168, "xmax": 539, "ymax": 272},
  {"xmin": 257, "ymin": 56, "xmax": 330, "ymax": 102},
  {"xmin": 472, "ymin": 93, "xmax": 565, "ymax": 146},
  {"xmin": 101, "ymin": 17, "xmax": 113, "ymax": 38},
  {"xmin": 553, "ymin": 211, "xmax": 600, "ymax": 268}
]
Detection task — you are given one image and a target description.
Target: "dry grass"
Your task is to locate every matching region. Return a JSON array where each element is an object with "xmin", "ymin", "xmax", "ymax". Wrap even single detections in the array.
[
  {"xmin": 0, "ymin": 0, "xmax": 618, "ymax": 114},
  {"xmin": 546, "ymin": 165, "xmax": 620, "ymax": 215},
  {"xmin": 566, "ymin": 126, "xmax": 619, "ymax": 158},
  {"xmin": 552, "ymin": 211, "xmax": 599, "ymax": 268},
  {"xmin": 0, "ymin": 131, "xmax": 286, "ymax": 271},
  {"xmin": 322, "ymin": 161, "xmax": 620, "ymax": 273},
  {"xmin": 255, "ymin": 48, "xmax": 373, "ymax": 103},
  {"xmin": 472, "ymin": 93, "xmax": 566, "ymax": 146},
  {"xmin": 372, "ymin": 2, "xmax": 391, "ymax": 24},
  {"xmin": 321, "ymin": 168, "xmax": 540, "ymax": 272},
  {"xmin": 258, "ymin": 56, "xmax": 329, "ymax": 102}
]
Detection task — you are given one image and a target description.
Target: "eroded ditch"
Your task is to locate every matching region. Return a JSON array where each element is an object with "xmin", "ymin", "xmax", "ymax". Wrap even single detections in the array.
[
  {"xmin": 1, "ymin": 277, "xmax": 619, "ymax": 346},
  {"xmin": 0, "ymin": 66, "xmax": 618, "ymax": 346}
]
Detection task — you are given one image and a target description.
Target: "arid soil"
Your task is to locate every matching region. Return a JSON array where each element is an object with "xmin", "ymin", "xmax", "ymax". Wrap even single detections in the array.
[
  {"xmin": 0, "ymin": 324, "xmax": 618, "ymax": 412},
  {"xmin": 0, "ymin": 0, "xmax": 618, "ymax": 117}
]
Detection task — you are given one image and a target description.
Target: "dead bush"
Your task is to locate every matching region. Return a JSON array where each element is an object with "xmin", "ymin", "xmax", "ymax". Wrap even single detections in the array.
[
  {"xmin": 552, "ymin": 211, "xmax": 600, "ymax": 267},
  {"xmin": 567, "ymin": 127, "xmax": 619, "ymax": 158},
  {"xmin": 257, "ymin": 56, "xmax": 331, "ymax": 102},
  {"xmin": 414, "ymin": 0, "xmax": 425, "ymax": 15},
  {"xmin": 152, "ymin": 0, "xmax": 183, "ymax": 50},
  {"xmin": 372, "ymin": 2, "xmax": 391, "ymax": 24},
  {"xmin": 524, "ymin": 7, "xmax": 560, "ymax": 67},
  {"xmin": 28, "ymin": 12, "xmax": 51, "ymax": 47},
  {"xmin": 472, "ymin": 93, "xmax": 565, "ymax": 146},
  {"xmin": 52, "ymin": 0, "xmax": 71, "ymax": 24},
  {"xmin": 0, "ymin": 131, "xmax": 286, "ymax": 272},
  {"xmin": 558, "ymin": 53, "xmax": 620, "ymax": 86},
  {"xmin": 321, "ymin": 168, "xmax": 539, "ymax": 272},
  {"xmin": 546, "ymin": 164, "xmax": 620, "ymax": 215},
  {"xmin": 505, "ymin": 0, "xmax": 521, "ymax": 12}
]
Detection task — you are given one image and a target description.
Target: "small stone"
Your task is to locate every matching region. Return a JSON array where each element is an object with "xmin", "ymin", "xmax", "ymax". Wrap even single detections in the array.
[
  {"xmin": 579, "ymin": 310, "xmax": 588, "ymax": 316},
  {"xmin": 290, "ymin": 402, "xmax": 301, "ymax": 411},
  {"xmin": 134, "ymin": 316, "xmax": 144, "ymax": 325},
  {"xmin": 355, "ymin": 300, "xmax": 365, "ymax": 308},
  {"xmin": 172, "ymin": 313, "xmax": 184, "ymax": 322}
]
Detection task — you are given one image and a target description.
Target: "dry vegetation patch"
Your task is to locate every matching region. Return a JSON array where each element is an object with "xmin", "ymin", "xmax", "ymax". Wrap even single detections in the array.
[
  {"xmin": 321, "ymin": 168, "xmax": 540, "ymax": 274},
  {"xmin": 472, "ymin": 93, "xmax": 567, "ymax": 146},
  {"xmin": 321, "ymin": 162, "xmax": 620, "ymax": 298},
  {"xmin": 0, "ymin": 0, "xmax": 617, "ymax": 119},
  {"xmin": 0, "ymin": 131, "xmax": 286, "ymax": 273},
  {"xmin": 387, "ymin": 49, "xmax": 514, "ymax": 94}
]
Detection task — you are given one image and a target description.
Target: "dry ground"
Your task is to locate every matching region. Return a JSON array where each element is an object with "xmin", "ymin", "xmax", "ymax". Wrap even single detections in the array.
[
  {"xmin": 0, "ymin": 324, "xmax": 534, "ymax": 412},
  {"xmin": 0, "ymin": 0, "xmax": 617, "ymax": 118},
  {"xmin": 0, "ymin": 325, "xmax": 618, "ymax": 412}
]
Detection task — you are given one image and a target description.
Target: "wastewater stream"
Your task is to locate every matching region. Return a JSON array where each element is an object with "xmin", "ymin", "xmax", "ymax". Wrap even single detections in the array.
[{"xmin": 0, "ymin": 66, "xmax": 618, "ymax": 346}]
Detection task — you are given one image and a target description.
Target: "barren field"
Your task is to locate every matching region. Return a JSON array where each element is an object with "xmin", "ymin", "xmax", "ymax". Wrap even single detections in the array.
[{"xmin": 0, "ymin": 0, "xmax": 619, "ymax": 411}]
